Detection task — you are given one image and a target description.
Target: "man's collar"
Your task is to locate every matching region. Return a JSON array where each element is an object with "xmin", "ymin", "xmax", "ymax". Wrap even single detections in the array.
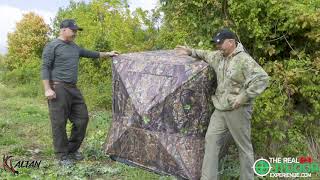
[{"xmin": 226, "ymin": 43, "xmax": 245, "ymax": 59}]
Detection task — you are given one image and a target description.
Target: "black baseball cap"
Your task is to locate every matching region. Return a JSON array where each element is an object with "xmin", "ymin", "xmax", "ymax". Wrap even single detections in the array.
[
  {"xmin": 60, "ymin": 19, "xmax": 83, "ymax": 31},
  {"xmin": 211, "ymin": 28, "xmax": 236, "ymax": 44}
]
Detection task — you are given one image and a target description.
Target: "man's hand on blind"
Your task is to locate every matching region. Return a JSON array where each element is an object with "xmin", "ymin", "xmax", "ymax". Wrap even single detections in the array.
[{"xmin": 100, "ymin": 51, "xmax": 120, "ymax": 58}]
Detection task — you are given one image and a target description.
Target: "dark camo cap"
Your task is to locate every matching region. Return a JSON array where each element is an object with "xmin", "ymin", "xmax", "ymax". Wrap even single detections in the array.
[
  {"xmin": 60, "ymin": 19, "xmax": 83, "ymax": 31},
  {"xmin": 211, "ymin": 28, "xmax": 236, "ymax": 44}
]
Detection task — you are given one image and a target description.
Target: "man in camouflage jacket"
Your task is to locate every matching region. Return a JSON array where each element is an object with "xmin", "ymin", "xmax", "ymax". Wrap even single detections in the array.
[{"xmin": 175, "ymin": 29, "xmax": 269, "ymax": 180}]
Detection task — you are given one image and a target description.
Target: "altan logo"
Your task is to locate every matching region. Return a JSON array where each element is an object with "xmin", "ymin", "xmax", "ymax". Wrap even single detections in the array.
[
  {"xmin": 0, "ymin": 155, "xmax": 42, "ymax": 175},
  {"xmin": 1, "ymin": 155, "xmax": 19, "ymax": 175}
]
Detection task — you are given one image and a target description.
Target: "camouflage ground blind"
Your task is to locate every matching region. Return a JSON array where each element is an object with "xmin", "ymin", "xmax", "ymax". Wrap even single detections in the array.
[{"xmin": 104, "ymin": 50, "xmax": 220, "ymax": 179}]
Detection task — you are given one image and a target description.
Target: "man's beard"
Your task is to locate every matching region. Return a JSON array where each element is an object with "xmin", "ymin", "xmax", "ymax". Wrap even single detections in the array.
[
  {"xmin": 67, "ymin": 35, "xmax": 76, "ymax": 42},
  {"xmin": 219, "ymin": 48, "xmax": 228, "ymax": 57}
]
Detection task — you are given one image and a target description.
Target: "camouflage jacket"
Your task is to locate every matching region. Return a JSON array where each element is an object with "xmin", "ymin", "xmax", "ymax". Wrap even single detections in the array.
[{"xmin": 191, "ymin": 43, "xmax": 269, "ymax": 111}]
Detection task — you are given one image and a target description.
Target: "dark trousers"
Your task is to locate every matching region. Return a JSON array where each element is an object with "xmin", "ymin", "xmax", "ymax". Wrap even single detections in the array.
[{"xmin": 48, "ymin": 83, "xmax": 89, "ymax": 159}]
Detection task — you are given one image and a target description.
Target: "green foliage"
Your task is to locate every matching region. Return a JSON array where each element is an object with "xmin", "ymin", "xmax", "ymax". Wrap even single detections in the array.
[
  {"xmin": 228, "ymin": 0, "xmax": 320, "ymax": 59},
  {"xmin": 253, "ymin": 58, "xmax": 319, "ymax": 156},
  {"xmin": 1, "ymin": 12, "xmax": 49, "ymax": 100},
  {"xmin": 159, "ymin": 0, "xmax": 320, "ymax": 59},
  {"xmin": 0, "ymin": 54, "xmax": 5, "ymax": 75},
  {"xmin": 6, "ymin": 12, "xmax": 49, "ymax": 70},
  {"xmin": 84, "ymin": 111, "xmax": 111, "ymax": 160},
  {"xmin": 158, "ymin": 0, "xmax": 223, "ymax": 48},
  {"xmin": 0, "ymin": 54, "xmax": 4, "ymax": 64},
  {"xmin": 219, "ymin": 145, "xmax": 240, "ymax": 179},
  {"xmin": 3, "ymin": 55, "xmax": 41, "ymax": 84}
]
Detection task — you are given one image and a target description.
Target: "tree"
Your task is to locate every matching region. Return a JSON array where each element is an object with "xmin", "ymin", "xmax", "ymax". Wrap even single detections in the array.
[
  {"xmin": 6, "ymin": 12, "xmax": 50, "ymax": 70},
  {"xmin": 158, "ymin": 0, "xmax": 320, "ymax": 60}
]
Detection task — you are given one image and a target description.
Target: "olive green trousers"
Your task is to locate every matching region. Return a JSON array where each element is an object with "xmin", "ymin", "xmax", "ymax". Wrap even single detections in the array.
[
  {"xmin": 48, "ymin": 83, "xmax": 89, "ymax": 159},
  {"xmin": 201, "ymin": 105, "xmax": 254, "ymax": 180}
]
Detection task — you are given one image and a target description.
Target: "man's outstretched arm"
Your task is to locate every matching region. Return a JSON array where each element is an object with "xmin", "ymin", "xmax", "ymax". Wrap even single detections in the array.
[
  {"xmin": 175, "ymin": 45, "xmax": 221, "ymax": 67},
  {"xmin": 79, "ymin": 48, "xmax": 119, "ymax": 59}
]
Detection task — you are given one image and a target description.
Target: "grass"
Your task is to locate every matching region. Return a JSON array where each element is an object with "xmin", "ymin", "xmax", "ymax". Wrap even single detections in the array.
[
  {"xmin": 1, "ymin": 76, "xmax": 319, "ymax": 179},
  {"xmin": 0, "ymin": 82, "xmax": 175, "ymax": 180},
  {"xmin": 0, "ymin": 81, "xmax": 262, "ymax": 180}
]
